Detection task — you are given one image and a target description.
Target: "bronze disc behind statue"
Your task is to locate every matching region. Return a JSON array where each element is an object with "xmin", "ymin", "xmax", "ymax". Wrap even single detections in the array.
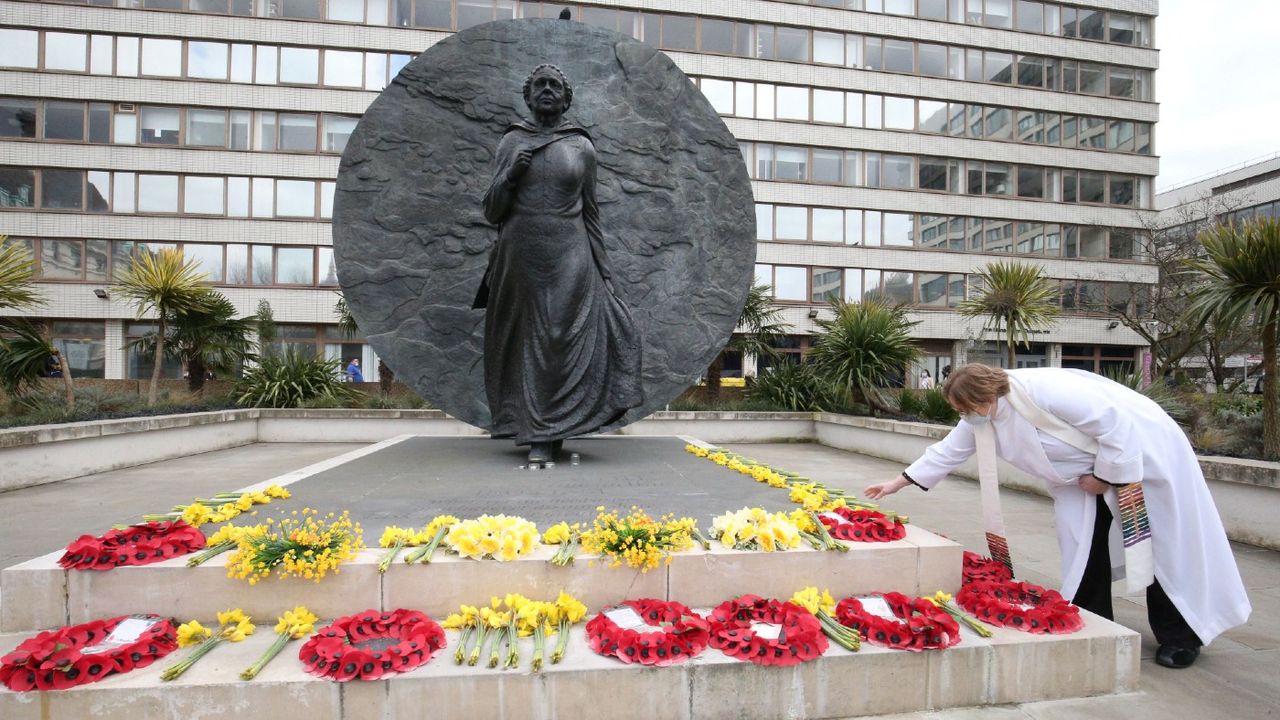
[{"xmin": 333, "ymin": 18, "xmax": 756, "ymax": 431}]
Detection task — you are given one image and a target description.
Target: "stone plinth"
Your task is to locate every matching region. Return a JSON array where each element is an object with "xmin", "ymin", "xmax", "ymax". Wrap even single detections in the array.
[{"xmin": 0, "ymin": 611, "xmax": 1139, "ymax": 720}]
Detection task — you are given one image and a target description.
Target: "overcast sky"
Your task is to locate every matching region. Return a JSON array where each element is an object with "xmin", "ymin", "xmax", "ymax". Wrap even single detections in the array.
[{"xmin": 1156, "ymin": 0, "xmax": 1280, "ymax": 190}]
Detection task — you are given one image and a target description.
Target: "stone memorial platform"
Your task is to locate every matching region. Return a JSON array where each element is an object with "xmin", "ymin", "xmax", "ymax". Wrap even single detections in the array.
[{"xmin": 0, "ymin": 436, "xmax": 1141, "ymax": 718}]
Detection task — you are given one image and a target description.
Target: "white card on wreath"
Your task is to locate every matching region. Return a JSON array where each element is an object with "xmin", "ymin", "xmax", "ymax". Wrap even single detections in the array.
[
  {"xmin": 605, "ymin": 607, "xmax": 649, "ymax": 631},
  {"xmin": 82, "ymin": 617, "xmax": 160, "ymax": 654},
  {"xmin": 858, "ymin": 597, "xmax": 896, "ymax": 620},
  {"xmin": 750, "ymin": 622, "xmax": 784, "ymax": 640},
  {"xmin": 819, "ymin": 511, "xmax": 845, "ymax": 524}
]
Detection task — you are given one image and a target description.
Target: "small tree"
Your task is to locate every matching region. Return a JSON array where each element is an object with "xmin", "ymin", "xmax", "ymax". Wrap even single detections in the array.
[
  {"xmin": 128, "ymin": 291, "xmax": 256, "ymax": 392},
  {"xmin": 1184, "ymin": 218, "xmax": 1280, "ymax": 460},
  {"xmin": 114, "ymin": 248, "xmax": 211, "ymax": 406},
  {"xmin": 807, "ymin": 298, "xmax": 920, "ymax": 413},
  {"xmin": 705, "ymin": 283, "xmax": 790, "ymax": 403},
  {"xmin": 958, "ymin": 261, "xmax": 1061, "ymax": 368},
  {"xmin": 255, "ymin": 299, "xmax": 278, "ymax": 359},
  {"xmin": 0, "ymin": 241, "xmax": 74, "ymax": 409}
]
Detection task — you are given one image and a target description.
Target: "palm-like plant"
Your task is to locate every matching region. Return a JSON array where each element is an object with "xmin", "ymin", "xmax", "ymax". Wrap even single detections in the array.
[
  {"xmin": 1184, "ymin": 218, "xmax": 1280, "ymax": 460},
  {"xmin": 114, "ymin": 248, "xmax": 212, "ymax": 406},
  {"xmin": 127, "ymin": 291, "xmax": 256, "ymax": 393},
  {"xmin": 705, "ymin": 283, "xmax": 790, "ymax": 403},
  {"xmin": 0, "ymin": 240, "xmax": 75, "ymax": 409},
  {"xmin": 957, "ymin": 261, "xmax": 1061, "ymax": 368},
  {"xmin": 807, "ymin": 298, "xmax": 921, "ymax": 413}
]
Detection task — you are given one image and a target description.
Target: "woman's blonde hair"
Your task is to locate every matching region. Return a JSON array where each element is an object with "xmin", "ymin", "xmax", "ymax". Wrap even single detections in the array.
[{"xmin": 942, "ymin": 364, "xmax": 1010, "ymax": 413}]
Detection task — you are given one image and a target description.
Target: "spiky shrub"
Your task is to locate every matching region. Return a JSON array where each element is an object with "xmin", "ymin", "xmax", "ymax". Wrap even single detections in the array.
[
  {"xmin": 235, "ymin": 351, "xmax": 359, "ymax": 408},
  {"xmin": 1183, "ymin": 218, "xmax": 1280, "ymax": 460},
  {"xmin": 957, "ymin": 261, "xmax": 1061, "ymax": 368},
  {"xmin": 918, "ymin": 387, "xmax": 960, "ymax": 424},
  {"xmin": 806, "ymin": 299, "xmax": 921, "ymax": 413},
  {"xmin": 746, "ymin": 360, "xmax": 841, "ymax": 412},
  {"xmin": 1102, "ymin": 369, "xmax": 1188, "ymax": 422},
  {"xmin": 896, "ymin": 389, "xmax": 924, "ymax": 417}
]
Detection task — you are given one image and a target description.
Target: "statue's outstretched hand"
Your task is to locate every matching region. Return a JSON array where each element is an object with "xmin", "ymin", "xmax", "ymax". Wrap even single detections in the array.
[{"xmin": 508, "ymin": 147, "xmax": 534, "ymax": 182}]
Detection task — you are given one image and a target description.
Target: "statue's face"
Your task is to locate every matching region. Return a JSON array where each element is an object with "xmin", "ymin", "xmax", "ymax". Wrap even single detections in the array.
[{"xmin": 528, "ymin": 69, "xmax": 567, "ymax": 114}]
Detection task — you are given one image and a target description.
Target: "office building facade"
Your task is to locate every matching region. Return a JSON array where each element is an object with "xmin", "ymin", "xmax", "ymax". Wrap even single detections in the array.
[{"xmin": 0, "ymin": 0, "xmax": 1158, "ymax": 383}]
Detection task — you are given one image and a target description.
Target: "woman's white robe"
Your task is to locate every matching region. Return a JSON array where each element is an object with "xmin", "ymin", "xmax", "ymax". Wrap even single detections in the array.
[{"xmin": 904, "ymin": 367, "xmax": 1251, "ymax": 644}]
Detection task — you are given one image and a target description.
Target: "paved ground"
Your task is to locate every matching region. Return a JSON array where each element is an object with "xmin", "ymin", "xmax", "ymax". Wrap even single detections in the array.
[{"xmin": 0, "ymin": 439, "xmax": 1275, "ymax": 718}]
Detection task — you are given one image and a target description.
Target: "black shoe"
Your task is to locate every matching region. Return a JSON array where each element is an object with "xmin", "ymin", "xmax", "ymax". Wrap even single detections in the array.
[
  {"xmin": 1155, "ymin": 644, "xmax": 1199, "ymax": 669},
  {"xmin": 528, "ymin": 442, "xmax": 553, "ymax": 464}
]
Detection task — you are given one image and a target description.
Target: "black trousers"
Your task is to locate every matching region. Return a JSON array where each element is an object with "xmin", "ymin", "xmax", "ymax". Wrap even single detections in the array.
[{"xmin": 1071, "ymin": 494, "xmax": 1202, "ymax": 648}]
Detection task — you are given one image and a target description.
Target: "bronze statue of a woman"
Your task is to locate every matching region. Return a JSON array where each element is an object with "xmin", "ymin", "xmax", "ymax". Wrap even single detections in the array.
[{"xmin": 474, "ymin": 64, "xmax": 643, "ymax": 464}]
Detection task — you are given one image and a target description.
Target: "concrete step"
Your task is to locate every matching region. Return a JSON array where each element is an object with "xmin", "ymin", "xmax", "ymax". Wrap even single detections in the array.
[
  {"xmin": 2, "ymin": 524, "xmax": 961, "ymax": 633},
  {"xmin": 0, "ymin": 608, "xmax": 1139, "ymax": 720}
]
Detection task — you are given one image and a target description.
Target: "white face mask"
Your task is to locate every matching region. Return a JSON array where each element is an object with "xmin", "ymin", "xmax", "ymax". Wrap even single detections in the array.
[{"xmin": 963, "ymin": 412, "xmax": 991, "ymax": 426}]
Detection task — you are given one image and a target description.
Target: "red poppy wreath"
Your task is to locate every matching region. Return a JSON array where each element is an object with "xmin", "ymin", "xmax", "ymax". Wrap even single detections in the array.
[
  {"xmin": 58, "ymin": 521, "xmax": 207, "ymax": 571},
  {"xmin": 817, "ymin": 507, "xmax": 906, "ymax": 542},
  {"xmin": 707, "ymin": 594, "xmax": 828, "ymax": 666},
  {"xmin": 0, "ymin": 615, "xmax": 178, "ymax": 692},
  {"xmin": 957, "ymin": 580, "xmax": 1084, "ymax": 634},
  {"xmin": 585, "ymin": 598, "xmax": 709, "ymax": 667},
  {"xmin": 834, "ymin": 592, "xmax": 961, "ymax": 651},
  {"xmin": 298, "ymin": 608, "xmax": 446, "ymax": 682},
  {"xmin": 961, "ymin": 550, "xmax": 1014, "ymax": 585}
]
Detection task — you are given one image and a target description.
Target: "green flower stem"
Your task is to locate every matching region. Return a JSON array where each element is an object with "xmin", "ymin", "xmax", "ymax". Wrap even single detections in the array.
[
  {"xmin": 141, "ymin": 513, "xmax": 180, "ymax": 522},
  {"xmin": 800, "ymin": 530, "xmax": 825, "ymax": 551},
  {"xmin": 187, "ymin": 541, "xmax": 236, "ymax": 567},
  {"xmin": 240, "ymin": 631, "xmax": 291, "ymax": 680},
  {"xmin": 816, "ymin": 611, "xmax": 860, "ymax": 651},
  {"xmin": 504, "ymin": 618, "xmax": 519, "ymax": 669},
  {"xmin": 551, "ymin": 617, "xmax": 571, "ymax": 664},
  {"xmin": 405, "ymin": 527, "xmax": 448, "ymax": 564},
  {"xmin": 808, "ymin": 512, "xmax": 848, "ymax": 553},
  {"xmin": 377, "ymin": 540, "xmax": 406, "ymax": 574},
  {"xmin": 488, "ymin": 627, "xmax": 504, "ymax": 668},
  {"xmin": 460, "ymin": 622, "xmax": 481, "ymax": 661},
  {"xmin": 531, "ymin": 622, "xmax": 546, "ymax": 672},
  {"xmin": 550, "ymin": 538, "xmax": 579, "ymax": 566},
  {"xmin": 691, "ymin": 528, "xmax": 711, "ymax": 551},
  {"xmin": 161, "ymin": 635, "xmax": 223, "ymax": 681},
  {"xmin": 941, "ymin": 602, "xmax": 992, "ymax": 637},
  {"xmin": 469, "ymin": 625, "xmax": 490, "ymax": 666}
]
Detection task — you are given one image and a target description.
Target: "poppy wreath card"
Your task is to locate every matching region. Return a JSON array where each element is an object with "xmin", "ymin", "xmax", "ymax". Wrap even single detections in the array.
[
  {"xmin": 817, "ymin": 507, "xmax": 906, "ymax": 542},
  {"xmin": 298, "ymin": 609, "xmax": 446, "ymax": 681},
  {"xmin": 957, "ymin": 580, "xmax": 1084, "ymax": 634},
  {"xmin": 585, "ymin": 598, "xmax": 709, "ymax": 667},
  {"xmin": 707, "ymin": 594, "xmax": 827, "ymax": 666},
  {"xmin": 834, "ymin": 592, "xmax": 961, "ymax": 651},
  {"xmin": 58, "ymin": 520, "xmax": 207, "ymax": 570},
  {"xmin": 0, "ymin": 615, "xmax": 177, "ymax": 692}
]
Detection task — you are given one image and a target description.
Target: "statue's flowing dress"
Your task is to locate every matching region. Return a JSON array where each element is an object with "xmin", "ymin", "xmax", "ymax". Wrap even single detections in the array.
[{"xmin": 478, "ymin": 120, "xmax": 642, "ymax": 444}]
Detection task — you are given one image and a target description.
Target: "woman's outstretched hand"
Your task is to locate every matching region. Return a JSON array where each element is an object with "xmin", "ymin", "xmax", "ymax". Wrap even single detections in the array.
[{"xmin": 864, "ymin": 475, "xmax": 912, "ymax": 500}]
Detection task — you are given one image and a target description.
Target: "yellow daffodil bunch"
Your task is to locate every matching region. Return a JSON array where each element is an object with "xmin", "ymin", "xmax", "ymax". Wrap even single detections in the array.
[
  {"xmin": 709, "ymin": 451, "xmax": 730, "ymax": 466},
  {"xmin": 790, "ymin": 587, "xmax": 859, "ymax": 651},
  {"xmin": 580, "ymin": 506, "xmax": 695, "ymax": 572},
  {"xmin": 787, "ymin": 508, "xmax": 847, "ymax": 553},
  {"xmin": 684, "ymin": 443, "xmax": 710, "ymax": 458},
  {"xmin": 404, "ymin": 514, "xmax": 460, "ymax": 564},
  {"xmin": 163, "ymin": 609, "xmax": 255, "ymax": 681},
  {"xmin": 176, "ymin": 620, "xmax": 212, "ymax": 648},
  {"xmin": 542, "ymin": 521, "xmax": 582, "ymax": 566},
  {"xmin": 376, "ymin": 525, "xmax": 431, "ymax": 573},
  {"xmin": 240, "ymin": 605, "xmax": 317, "ymax": 680},
  {"xmin": 789, "ymin": 483, "xmax": 846, "ymax": 513},
  {"xmin": 550, "ymin": 591, "xmax": 587, "ymax": 664},
  {"xmin": 710, "ymin": 507, "xmax": 803, "ymax": 552},
  {"xmin": 443, "ymin": 605, "xmax": 482, "ymax": 664},
  {"xmin": 226, "ymin": 509, "xmax": 362, "ymax": 585},
  {"xmin": 146, "ymin": 485, "xmax": 290, "ymax": 527},
  {"xmin": 473, "ymin": 601, "xmax": 513, "ymax": 667},
  {"xmin": 927, "ymin": 590, "xmax": 992, "ymax": 637},
  {"xmin": 750, "ymin": 464, "xmax": 789, "ymax": 488},
  {"xmin": 187, "ymin": 523, "xmax": 257, "ymax": 567},
  {"xmin": 444, "ymin": 515, "xmax": 539, "ymax": 562}
]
